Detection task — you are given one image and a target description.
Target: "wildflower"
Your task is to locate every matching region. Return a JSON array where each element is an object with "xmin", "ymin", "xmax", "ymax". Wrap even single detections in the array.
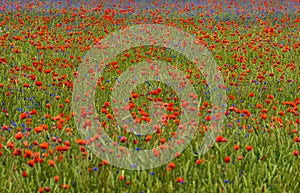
[
  {"xmin": 196, "ymin": 159, "xmax": 205, "ymax": 165},
  {"xmin": 30, "ymin": 75, "xmax": 36, "ymax": 81},
  {"xmin": 61, "ymin": 184, "xmax": 69, "ymax": 189},
  {"xmin": 30, "ymin": 109, "xmax": 37, "ymax": 115},
  {"xmin": 224, "ymin": 156, "xmax": 231, "ymax": 163},
  {"xmin": 119, "ymin": 175, "xmax": 124, "ymax": 181},
  {"xmin": 234, "ymin": 145, "xmax": 240, "ymax": 151},
  {"xmin": 145, "ymin": 135, "xmax": 152, "ymax": 142},
  {"xmin": 102, "ymin": 160, "xmax": 109, "ymax": 165},
  {"xmin": 34, "ymin": 126, "xmax": 43, "ymax": 133},
  {"xmin": 44, "ymin": 69, "xmax": 51, "ymax": 73},
  {"xmin": 35, "ymin": 81, "xmax": 42, "ymax": 86},
  {"xmin": 216, "ymin": 135, "xmax": 226, "ymax": 142},
  {"xmin": 7, "ymin": 141, "xmax": 14, "ymax": 149},
  {"xmin": 39, "ymin": 142, "xmax": 48, "ymax": 149},
  {"xmin": 205, "ymin": 116, "xmax": 212, "ymax": 121},
  {"xmin": 13, "ymin": 148, "xmax": 22, "ymax": 156},
  {"xmin": 54, "ymin": 176, "xmax": 60, "ymax": 182},
  {"xmin": 24, "ymin": 150, "xmax": 33, "ymax": 158},
  {"xmin": 176, "ymin": 177, "xmax": 185, "ymax": 183},
  {"xmin": 38, "ymin": 187, "xmax": 44, "ymax": 193},
  {"xmin": 246, "ymin": 146, "xmax": 253, "ymax": 151},
  {"xmin": 238, "ymin": 156, "xmax": 243, "ymax": 161},
  {"xmin": 168, "ymin": 162, "xmax": 176, "ymax": 169},
  {"xmin": 260, "ymin": 114, "xmax": 267, "ymax": 119},
  {"xmin": 20, "ymin": 112, "xmax": 28, "ymax": 120},
  {"xmin": 44, "ymin": 187, "xmax": 51, "ymax": 192},
  {"xmin": 120, "ymin": 136, "xmax": 127, "ymax": 143},
  {"xmin": 15, "ymin": 132, "xmax": 24, "ymax": 140},
  {"xmin": 294, "ymin": 137, "xmax": 300, "ymax": 142},
  {"xmin": 293, "ymin": 150, "xmax": 299, "ymax": 156},
  {"xmin": 28, "ymin": 160, "xmax": 35, "ymax": 167},
  {"xmin": 22, "ymin": 171, "xmax": 28, "ymax": 177},
  {"xmin": 62, "ymin": 145, "xmax": 70, "ymax": 151},
  {"xmin": 23, "ymin": 83, "xmax": 30, "ymax": 88},
  {"xmin": 49, "ymin": 160, "xmax": 55, "ymax": 167}
]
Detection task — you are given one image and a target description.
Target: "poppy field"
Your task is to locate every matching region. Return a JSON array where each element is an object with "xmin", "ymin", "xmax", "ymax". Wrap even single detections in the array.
[{"xmin": 0, "ymin": 0, "xmax": 299, "ymax": 192}]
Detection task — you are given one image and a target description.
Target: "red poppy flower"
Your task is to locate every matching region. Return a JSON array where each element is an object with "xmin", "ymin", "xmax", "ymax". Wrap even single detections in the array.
[
  {"xmin": 15, "ymin": 132, "xmax": 24, "ymax": 140},
  {"xmin": 39, "ymin": 142, "xmax": 48, "ymax": 149},
  {"xmin": 196, "ymin": 159, "xmax": 205, "ymax": 165},
  {"xmin": 176, "ymin": 177, "xmax": 185, "ymax": 183},
  {"xmin": 205, "ymin": 116, "xmax": 212, "ymax": 121},
  {"xmin": 120, "ymin": 136, "xmax": 126, "ymax": 143},
  {"xmin": 234, "ymin": 145, "xmax": 240, "ymax": 151},
  {"xmin": 24, "ymin": 150, "xmax": 33, "ymax": 158},
  {"xmin": 22, "ymin": 171, "xmax": 28, "ymax": 177},
  {"xmin": 102, "ymin": 160, "xmax": 109, "ymax": 165},
  {"xmin": 62, "ymin": 146, "xmax": 70, "ymax": 151},
  {"xmin": 224, "ymin": 156, "xmax": 231, "ymax": 163},
  {"xmin": 23, "ymin": 83, "xmax": 30, "ymax": 88},
  {"xmin": 168, "ymin": 162, "xmax": 176, "ymax": 169},
  {"xmin": 216, "ymin": 135, "xmax": 225, "ymax": 142},
  {"xmin": 145, "ymin": 135, "xmax": 152, "ymax": 142},
  {"xmin": 246, "ymin": 146, "xmax": 253, "ymax": 151},
  {"xmin": 293, "ymin": 150, "xmax": 299, "ymax": 156},
  {"xmin": 228, "ymin": 95, "xmax": 235, "ymax": 100},
  {"xmin": 28, "ymin": 160, "xmax": 35, "ymax": 167},
  {"xmin": 238, "ymin": 156, "xmax": 243, "ymax": 161},
  {"xmin": 34, "ymin": 126, "xmax": 43, "ymax": 133},
  {"xmin": 260, "ymin": 114, "xmax": 267, "ymax": 119},
  {"xmin": 249, "ymin": 93, "xmax": 255, "ymax": 97},
  {"xmin": 54, "ymin": 176, "xmax": 60, "ymax": 182},
  {"xmin": 35, "ymin": 81, "xmax": 42, "ymax": 86},
  {"xmin": 20, "ymin": 112, "xmax": 28, "ymax": 120},
  {"xmin": 7, "ymin": 141, "xmax": 14, "ymax": 149},
  {"xmin": 119, "ymin": 175, "xmax": 124, "ymax": 181},
  {"xmin": 294, "ymin": 137, "xmax": 300, "ymax": 142},
  {"xmin": 29, "ymin": 109, "xmax": 37, "ymax": 115},
  {"xmin": 48, "ymin": 160, "xmax": 55, "ymax": 167}
]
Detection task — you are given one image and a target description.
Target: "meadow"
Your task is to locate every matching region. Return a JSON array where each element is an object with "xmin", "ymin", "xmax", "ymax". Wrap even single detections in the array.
[{"xmin": 0, "ymin": 0, "xmax": 299, "ymax": 192}]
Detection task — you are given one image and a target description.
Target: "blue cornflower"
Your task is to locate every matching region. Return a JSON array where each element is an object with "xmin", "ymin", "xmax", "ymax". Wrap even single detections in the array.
[{"xmin": 11, "ymin": 121, "xmax": 17, "ymax": 127}]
